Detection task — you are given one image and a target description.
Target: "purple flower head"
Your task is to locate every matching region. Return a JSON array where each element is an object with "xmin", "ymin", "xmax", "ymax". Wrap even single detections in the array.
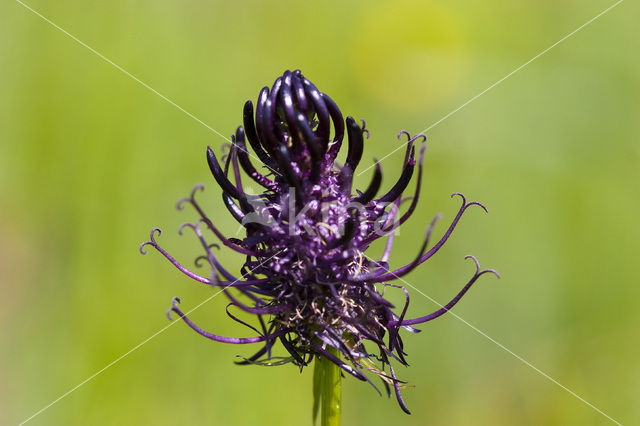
[{"xmin": 141, "ymin": 70, "xmax": 498, "ymax": 413}]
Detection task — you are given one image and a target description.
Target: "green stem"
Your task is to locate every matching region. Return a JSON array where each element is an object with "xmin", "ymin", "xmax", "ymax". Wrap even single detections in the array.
[{"xmin": 313, "ymin": 347, "xmax": 342, "ymax": 426}]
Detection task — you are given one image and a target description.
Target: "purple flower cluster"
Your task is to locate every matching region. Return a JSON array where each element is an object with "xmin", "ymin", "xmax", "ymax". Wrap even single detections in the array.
[{"xmin": 141, "ymin": 70, "xmax": 497, "ymax": 413}]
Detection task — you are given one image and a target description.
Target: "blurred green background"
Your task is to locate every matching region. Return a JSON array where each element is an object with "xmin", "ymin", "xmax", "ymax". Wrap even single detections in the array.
[{"xmin": 1, "ymin": 0, "xmax": 638, "ymax": 424}]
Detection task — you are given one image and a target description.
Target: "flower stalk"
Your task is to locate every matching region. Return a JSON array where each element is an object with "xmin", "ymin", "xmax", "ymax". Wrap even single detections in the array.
[{"xmin": 314, "ymin": 347, "xmax": 342, "ymax": 426}]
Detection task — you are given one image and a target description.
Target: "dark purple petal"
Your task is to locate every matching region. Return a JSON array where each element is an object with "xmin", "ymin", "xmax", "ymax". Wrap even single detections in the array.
[
  {"xmin": 207, "ymin": 146, "xmax": 244, "ymax": 200},
  {"xmin": 234, "ymin": 126, "xmax": 277, "ymax": 190},
  {"xmin": 354, "ymin": 160, "xmax": 382, "ymax": 204},
  {"xmin": 322, "ymin": 93, "xmax": 345, "ymax": 163},
  {"xmin": 377, "ymin": 146, "xmax": 415, "ymax": 203},
  {"xmin": 344, "ymin": 116, "xmax": 364, "ymax": 173},
  {"xmin": 243, "ymin": 100, "xmax": 275, "ymax": 166},
  {"xmin": 168, "ymin": 297, "xmax": 268, "ymax": 344}
]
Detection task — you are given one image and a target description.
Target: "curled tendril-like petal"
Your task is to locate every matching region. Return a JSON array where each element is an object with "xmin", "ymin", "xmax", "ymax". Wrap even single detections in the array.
[
  {"xmin": 413, "ymin": 133, "xmax": 427, "ymax": 144},
  {"xmin": 139, "ymin": 228, "xmax": 162, "ymax": 255},
  {"xmin": 360, "ymin": 118, "xmax": 370, "ymax": 139},
  {"xmin": 191, "ymin": 183, "xmax": 205, "ymax": 198},
  {"xmin": 176, "ymin": 197, "xmax": 191, "ymax": 211},
  {"xmin": 464, "ymin": 254, "xmax": 501, "ymax": 279},
  {"xmin": 397, "ymin": 130, "xmax": 427, "ymax": 144},
  {"xmin": 140, "ymin": 227, "xmax": 213, "ymax": 284},
  {"xmin": 397, "ymin": 130, "xmax": 411, "ymax": 142},
  {"xmin": 465, "ymin": 254, "xmax": 482, "ymax": 275},
  {"xmin": 166, "ymin": 296, "xmax": 182, "ymax": 320},
  {"xmin": 451, "ymin": 192, "xmax": 489, "ymax": 214},
  {"xmin": 176, "ymin": 183, "xmax": 205, "ymax": 211},
  {"xmin": 220, "ymin": 142, "xmax": 232, "ymax": 163},
  {"xmin": 194, "ymin": 255, "xmax": 208, "ymax": 268},
  {"xmin": 177, "ymin": 221, "xmax": 198, "ymax": 236}
]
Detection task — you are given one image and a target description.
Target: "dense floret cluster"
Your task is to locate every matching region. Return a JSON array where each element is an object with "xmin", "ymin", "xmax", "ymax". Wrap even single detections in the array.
[{"xmin": 141, "ymin": 70, "xmax": 497, "ymax": 412}]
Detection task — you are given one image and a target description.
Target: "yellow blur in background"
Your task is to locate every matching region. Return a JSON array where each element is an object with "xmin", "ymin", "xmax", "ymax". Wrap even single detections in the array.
[{"xmin": 1, "ymin": 0, "xmax": 638, "ymax": 425}]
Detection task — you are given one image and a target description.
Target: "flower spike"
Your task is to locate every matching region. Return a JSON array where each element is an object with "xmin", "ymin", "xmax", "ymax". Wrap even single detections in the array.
[{"xmin": 142, "ymin": 70, "xmax": 496, "ymax": 414}]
